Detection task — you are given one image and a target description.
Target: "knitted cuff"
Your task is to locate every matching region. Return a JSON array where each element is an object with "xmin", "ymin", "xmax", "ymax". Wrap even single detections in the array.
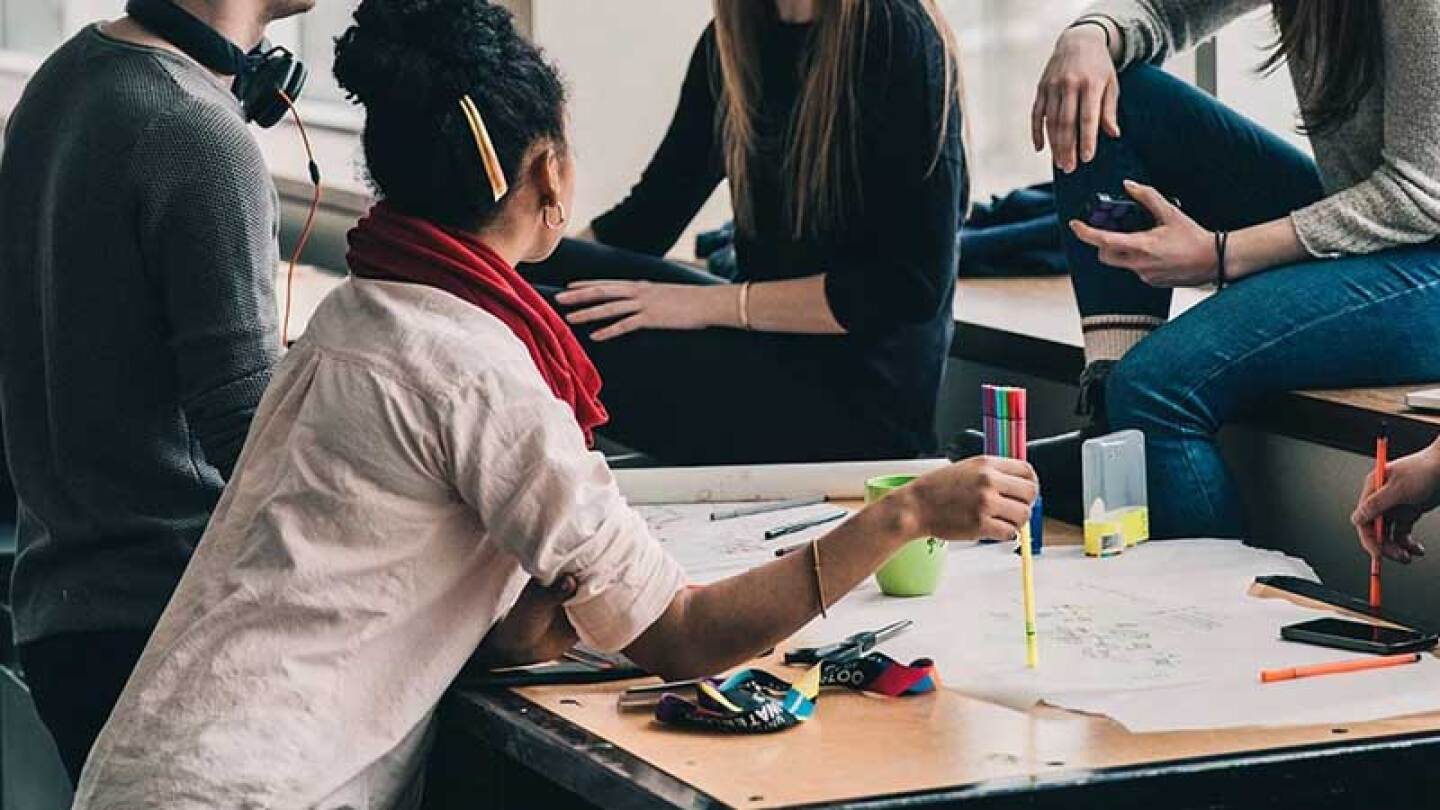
[{"xmin": 1081, "ymin": 314, "xmax": 1165, "ymax": 364}]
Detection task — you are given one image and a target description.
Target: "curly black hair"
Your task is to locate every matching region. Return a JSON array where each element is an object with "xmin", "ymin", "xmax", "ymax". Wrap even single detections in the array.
[{"xmin": 333, "ymin": 0, "xmax": 567, "ymax": 229}]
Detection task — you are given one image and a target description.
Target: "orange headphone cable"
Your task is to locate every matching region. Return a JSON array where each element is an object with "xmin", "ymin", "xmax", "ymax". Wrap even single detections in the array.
[{"xmin": 277, "ymin": 89, "xmax": 322, "ymax": 348}]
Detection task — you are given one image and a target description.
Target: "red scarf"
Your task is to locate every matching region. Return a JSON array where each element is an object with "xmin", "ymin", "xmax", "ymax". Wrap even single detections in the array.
[{"xmin": 347, "ymin": 202, "xmax": 608, "ymax": 444}]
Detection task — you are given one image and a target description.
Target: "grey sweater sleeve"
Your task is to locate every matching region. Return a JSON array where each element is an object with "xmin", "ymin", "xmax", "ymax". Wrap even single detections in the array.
[
  {"xmin": 1086, "ymin": 0, "xmax": 1440, "ymax": 257},
  {"xmin": 1290, "ymin": 1, "xmax": 1440, "ymax": 257},
  {"xmin": 131, "ymin": 98, "xmax": 280, "ymax": 478},
  {"xmin": 1081, "ymin": 0, "xmax": 1264, "ymax": 68}
]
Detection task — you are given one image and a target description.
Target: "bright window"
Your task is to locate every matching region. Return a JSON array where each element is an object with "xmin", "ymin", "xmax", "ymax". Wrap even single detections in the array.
[
  {"xmin": 291, "ymin": 1, "xmax": 358, "ymax": 106},
  {"xmin": 0, "ymin": 0, "xmax": 64, "ymax": 55},
  {"xmin": 945, "ymin": 0, "xmax": 1098, "ymax": 198},
  {"xmin": 0, "ymin": 1, "xmax": 360, "ymax": 109}
]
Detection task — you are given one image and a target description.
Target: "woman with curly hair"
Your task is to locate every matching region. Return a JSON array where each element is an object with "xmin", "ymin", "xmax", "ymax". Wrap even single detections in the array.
[{"xmin": 69, "ymin": 2, "xmax": 1034, "ymax": 806}]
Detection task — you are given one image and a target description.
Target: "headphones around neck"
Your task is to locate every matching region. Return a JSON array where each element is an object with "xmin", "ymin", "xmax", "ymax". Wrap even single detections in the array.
[{"xmin": 125, "ymin": 0, "xmax": 307, "ymax": 128}]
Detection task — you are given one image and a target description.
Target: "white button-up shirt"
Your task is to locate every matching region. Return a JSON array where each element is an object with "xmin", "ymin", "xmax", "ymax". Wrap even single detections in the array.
[{"xmin": 73, "ymin": 278, "xmax": 686, "ymax": 809}]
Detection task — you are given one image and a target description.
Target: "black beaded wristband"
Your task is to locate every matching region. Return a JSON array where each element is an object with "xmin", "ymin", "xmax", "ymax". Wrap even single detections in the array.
[
  {"xmin": 1068, "ymin": 18, "xmax": 1112, "ymax": 51},
  {"xmin": 1215, "ymin": 230, "xmax": 1230, "ymax": 290}
]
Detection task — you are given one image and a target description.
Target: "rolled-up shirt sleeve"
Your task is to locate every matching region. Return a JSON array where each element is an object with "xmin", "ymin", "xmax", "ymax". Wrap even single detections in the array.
[{"xmin": 447, "ymin": 370, "xmax": 685, "ymax": 652}]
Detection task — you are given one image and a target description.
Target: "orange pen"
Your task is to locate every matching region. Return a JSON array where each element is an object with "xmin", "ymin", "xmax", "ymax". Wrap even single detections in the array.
[
  {"xmin": 1261, "ymin": 653, "xmax": 1420, "ymax": 684},
  {"xmin": 1371, "ymin": 425, "xmax": 1388, "ymax": 610}
]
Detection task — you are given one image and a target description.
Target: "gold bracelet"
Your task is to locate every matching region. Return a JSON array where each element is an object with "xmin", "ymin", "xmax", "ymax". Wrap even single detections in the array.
[
  {"xmin": 738, "ymin": 281, "xmax": 753, "ymax": 331},
  {"xmin": 811, "ymin": 538, "xmax": 828, "ymax": 619}
]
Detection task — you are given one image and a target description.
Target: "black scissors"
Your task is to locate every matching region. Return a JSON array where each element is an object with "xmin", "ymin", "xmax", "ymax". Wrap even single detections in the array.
[{"xmin": 783, "ymin": 620, "xmax": 914, "ymax": 665}]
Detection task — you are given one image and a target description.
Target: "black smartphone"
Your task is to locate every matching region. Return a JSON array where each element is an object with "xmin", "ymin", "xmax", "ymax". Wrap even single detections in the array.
[
  {"xmin": 1281, "ymin": 617, "xmax": 1439, "ymax": 655},
  {"xmin": 1083, "ymin": 192, "xmax": 1157, "ymax": 233}
]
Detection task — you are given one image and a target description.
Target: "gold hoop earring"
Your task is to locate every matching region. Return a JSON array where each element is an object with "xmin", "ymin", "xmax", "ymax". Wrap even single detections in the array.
[{"xmin": 543, "ymin": 201, "xmax": 568, "ymax": 231}]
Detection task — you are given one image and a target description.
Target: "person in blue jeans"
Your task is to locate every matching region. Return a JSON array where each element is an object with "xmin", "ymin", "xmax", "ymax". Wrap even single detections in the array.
[{"xmin": 1029, "ymin": 2, "xmax": 1440, "ymax": 539}]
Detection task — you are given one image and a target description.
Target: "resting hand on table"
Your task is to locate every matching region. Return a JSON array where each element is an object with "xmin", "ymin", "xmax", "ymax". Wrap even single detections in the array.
[
  {"xmin": 1352, "ymin": 440, "xmax": 1440, "ymax": 564},
  {"xmin": 1069, "ymin": 180, "xmax": 1217, "ymax": 288},
  {"xmin": 907, "ymin": 456, "xmax": 1040, "ymax": 542},
  {"xmin": 555, "ymin": 280, "xmax": 737, "ymax": 342},
  {"xmin": 470, "ymin": 575, "xmax": 580, "ymax": 669}
]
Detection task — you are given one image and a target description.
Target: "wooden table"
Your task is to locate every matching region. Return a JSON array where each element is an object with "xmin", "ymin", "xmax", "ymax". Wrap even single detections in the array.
[
  {"xmin": 423, "ymin": 516, "xmax": 1440, "ymax": 809},
  {"xmin": 281, "ymin": 252, "xmax": 1440, "ymax": 807},
  {"xmin": 279, "ymin": 268, "xmax": 1440, "ymax": 455}
]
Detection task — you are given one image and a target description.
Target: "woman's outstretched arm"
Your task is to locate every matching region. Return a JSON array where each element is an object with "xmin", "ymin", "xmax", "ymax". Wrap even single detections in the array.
[
  {"xmin": 456, "ymin": 371, "xmax": 1038, "ymax": 679},
  {"xmin": 623, "ymin": 456, "xmax": 1038, "ymax": 680}
]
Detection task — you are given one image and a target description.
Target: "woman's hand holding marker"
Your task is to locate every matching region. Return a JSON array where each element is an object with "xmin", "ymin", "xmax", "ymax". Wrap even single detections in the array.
[
  {"xmin": 907, "ymin": 456, "xmax": 1040, "ymax": 542},
  {"xmin": 1353, "ymin": 439, "xmax": 1440, "ymax": 564}
]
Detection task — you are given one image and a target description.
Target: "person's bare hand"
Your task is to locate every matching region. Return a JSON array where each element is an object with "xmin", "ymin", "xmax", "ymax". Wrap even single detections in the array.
[
  {"xmin": 1033, "ymin": 24, "xmax": 1121, "ymax": 173},
  {"xmin": 471, "ymin": 575, "xmax": 580, "ymax": 668},
  {"xmin": 556, "ymin": 281, "xmax": 733, "ymax": 341},
  {"xmin": 1352, "ymin": 441, "xmax": 1440, "ymax": 564},
  {"xmin": 906, "ymin": 456, "xmax": 1040, "ymax": 541},
  {"xmin": 1069, "ymin": 180, "xmax": 1215, "ymax": 288}
]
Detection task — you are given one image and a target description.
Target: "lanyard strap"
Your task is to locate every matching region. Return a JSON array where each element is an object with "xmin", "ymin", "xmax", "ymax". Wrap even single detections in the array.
[{"xmin": 654, "ymin": 654, "xmax": 938, "ymax": 733}]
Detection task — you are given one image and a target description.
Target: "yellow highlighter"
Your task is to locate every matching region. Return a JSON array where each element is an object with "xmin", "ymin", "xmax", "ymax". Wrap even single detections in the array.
[{"xmin": 1019, "ymin": 524, "xmax": 1038, "ymax": 668}]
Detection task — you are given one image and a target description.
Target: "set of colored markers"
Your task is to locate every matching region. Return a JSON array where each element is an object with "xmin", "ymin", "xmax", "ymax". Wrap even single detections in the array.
[
  {"xmin": 982, "ymin": 384, "xmax": 1040, "ymax": 669},
  {"xmin": 982, "ymin": 385, "xmax": 1043, "ymax": 554},
  {"xmin": 981, "ymin": 384, "xmax": 1027, "ymax": 465}
]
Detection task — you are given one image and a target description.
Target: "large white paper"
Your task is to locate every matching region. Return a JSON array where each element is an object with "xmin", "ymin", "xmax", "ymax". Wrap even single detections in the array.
[
  {"xmin": 639, "ymin": 502, "xmax": 851, "ymax": 584},
  {"xmin": 648, "ymin": 510, "xmax": 1440, "ymax": 732},
  {"xmin": 616, "ymin": 459, "xmax": 949, "ymax": 504}
]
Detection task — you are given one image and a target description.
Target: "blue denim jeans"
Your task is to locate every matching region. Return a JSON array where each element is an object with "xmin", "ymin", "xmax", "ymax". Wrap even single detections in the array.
[{"xmin": 1055, "ymin": 64, "xmax": 1440, "ymax": 539}]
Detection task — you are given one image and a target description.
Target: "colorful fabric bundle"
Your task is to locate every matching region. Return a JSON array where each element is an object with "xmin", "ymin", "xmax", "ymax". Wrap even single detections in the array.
[{"xmin": 654, "ymin": 654, "xmax": 938, "ymax": 733}]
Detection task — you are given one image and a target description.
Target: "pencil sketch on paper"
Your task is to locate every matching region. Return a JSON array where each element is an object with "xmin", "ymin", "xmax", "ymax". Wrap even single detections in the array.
[
  {"xmin": 636, "ymin": 502, "xmax": 847, "ymax": 584},
  {"xmin": 726, "ymin": 539, "xmax": 1440, "ymax": 733}
]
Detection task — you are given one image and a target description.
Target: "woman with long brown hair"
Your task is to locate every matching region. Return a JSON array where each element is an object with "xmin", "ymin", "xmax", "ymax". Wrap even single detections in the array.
[
  {"xmin": 1029, "ymin": 1, "xmax": 1440, "ymax": 539},
  {"xmin": 523, "ymin": 0, "xmax": 967, "ymax": 465}
]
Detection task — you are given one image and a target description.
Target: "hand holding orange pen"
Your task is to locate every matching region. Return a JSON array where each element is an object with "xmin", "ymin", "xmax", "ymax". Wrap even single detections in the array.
[{"xmin": 1370, "ymin": 425, "xmax": 1388, "ymax": 611}]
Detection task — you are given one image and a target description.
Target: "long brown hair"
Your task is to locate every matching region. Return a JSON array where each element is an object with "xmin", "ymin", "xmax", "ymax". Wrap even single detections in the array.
[
  {"xmin": 713, "ymin": 0, "xmax": 965, "ymax": 239},
  {"xmin": 1262, "ymin": 0, "xmax": 1383, "ymax": 136}
]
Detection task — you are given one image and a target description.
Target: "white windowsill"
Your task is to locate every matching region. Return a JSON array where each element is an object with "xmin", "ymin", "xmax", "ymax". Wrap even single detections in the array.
[
  {"xmin": 0, "ymin": 52, "xmax": 43, "ymax": 77},
  {"xmin": 293, "ymin": 98, "xmax": 363, "ymax": 135}
]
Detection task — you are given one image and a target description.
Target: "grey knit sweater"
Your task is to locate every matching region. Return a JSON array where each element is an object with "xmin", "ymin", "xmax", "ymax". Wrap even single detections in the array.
[
  {"xmin": 1085, "ymin": 0, "xmax": 1440, "ymax": 257},
  {"xmin": 0, "ymin": 26, "xmax": 279, "ymax": 644}
]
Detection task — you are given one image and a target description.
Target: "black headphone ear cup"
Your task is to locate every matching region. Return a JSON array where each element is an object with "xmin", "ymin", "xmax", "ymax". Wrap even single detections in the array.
[{"xmin": 238, "ymin": 53, "xmax": 308, "ymax": 128}]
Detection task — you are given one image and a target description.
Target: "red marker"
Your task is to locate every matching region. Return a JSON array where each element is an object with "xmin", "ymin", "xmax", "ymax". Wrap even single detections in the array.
[
  {"xmin": 1371, "ymin": 424, "xmax": 1388, "ymax": 610},
  {"xmin": 1010, "ymin": 388, "xmax": 1028, "ymax": 462}
]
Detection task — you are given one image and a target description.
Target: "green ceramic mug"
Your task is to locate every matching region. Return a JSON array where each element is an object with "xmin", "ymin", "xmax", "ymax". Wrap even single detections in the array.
[{"xmin": 867, "ymin": 474, "xmax": 946, "ymax": 597}]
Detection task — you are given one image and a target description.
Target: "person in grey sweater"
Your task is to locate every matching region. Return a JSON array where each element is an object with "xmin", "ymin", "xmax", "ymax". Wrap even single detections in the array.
[
  {"xmin": 1029, "ymin": 0, "xmax": 1440, "ymax": 539},
  {"xmin": 0, "ymin": 0, "xmax": 311, "ymax": 782}
]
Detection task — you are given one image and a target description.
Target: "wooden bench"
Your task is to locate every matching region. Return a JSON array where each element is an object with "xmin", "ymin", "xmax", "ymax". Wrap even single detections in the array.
[
  {"xmin": 952, "ymin": 276, "xmax": 1440, "ymax": 455},
  {"xmin": 283, "ymin": 260, "xmax": 1440, "ymax": 455}
]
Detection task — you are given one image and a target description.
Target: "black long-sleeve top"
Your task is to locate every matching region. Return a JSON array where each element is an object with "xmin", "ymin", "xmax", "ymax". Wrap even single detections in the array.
[{"xmin": 593, "ymin": 2, "xmax": 967, "ymax": 456}]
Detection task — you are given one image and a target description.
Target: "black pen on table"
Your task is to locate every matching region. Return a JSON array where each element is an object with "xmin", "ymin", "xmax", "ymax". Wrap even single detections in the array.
[
  {"xmin": 769, "ymin": 510, "xmax": 847, "ymax": 547},
  {"xmin": 710, "ymin": 495, "xmax": 826, "ymax": 521},
  {"xmin": 767, "ymin": 510, "xmax": 846, "ymax": 541}
]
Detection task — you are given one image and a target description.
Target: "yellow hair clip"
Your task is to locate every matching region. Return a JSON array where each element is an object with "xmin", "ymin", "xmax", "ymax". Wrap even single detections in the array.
[{"xmin": 459, "ymin": 94, "xmax": 509, "ymax": 201}]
